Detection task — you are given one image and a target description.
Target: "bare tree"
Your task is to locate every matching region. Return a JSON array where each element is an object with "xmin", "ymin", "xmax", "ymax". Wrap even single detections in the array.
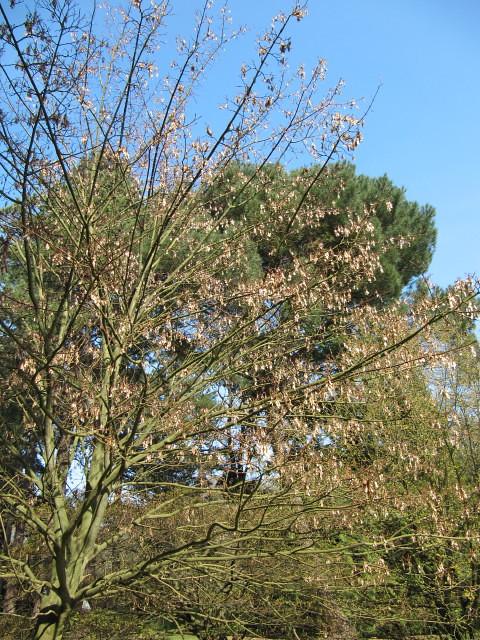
[{"xmin": 0, "ymin": 2, "xmax": 477, "ymax": 639}]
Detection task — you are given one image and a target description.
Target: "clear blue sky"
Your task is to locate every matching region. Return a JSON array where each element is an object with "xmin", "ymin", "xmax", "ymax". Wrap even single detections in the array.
[{"xmin": 170, "ymin": 0, "xmax": 479, "ymax": 289}]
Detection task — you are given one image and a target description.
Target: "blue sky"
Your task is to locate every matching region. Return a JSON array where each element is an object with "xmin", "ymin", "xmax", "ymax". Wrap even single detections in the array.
[
  {"xmin": 171, "ymin": 0, "xmax": 479, "ymax": 289},
  {"xmin": 8, "ymin": 0, "xmax": 478, "ymax": 288}
]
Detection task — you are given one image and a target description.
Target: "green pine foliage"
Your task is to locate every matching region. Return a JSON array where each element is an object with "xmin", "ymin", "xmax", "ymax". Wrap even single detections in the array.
[{"xmin": 202, "ymin": 161, "xmax": 436, "ymax": 304}]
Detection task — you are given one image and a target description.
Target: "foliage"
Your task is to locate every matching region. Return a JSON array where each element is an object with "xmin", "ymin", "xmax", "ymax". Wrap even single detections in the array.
[
  {"xmin": 327, "ymin": 299, "xmax": 480, "ymax": 639},
  {"xmin": 203, "ymin": 160, "xmax": 436, "ymax": 303}
]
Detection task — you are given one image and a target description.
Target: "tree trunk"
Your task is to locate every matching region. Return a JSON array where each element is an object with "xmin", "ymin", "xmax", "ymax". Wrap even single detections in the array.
[
  {"xmin": 32, "ymin": 593, "xmax": 71, "ymax": 640},
  {"xmin": 32, "ymin": 615, "xmax": 69, "ymax": 640},
  {"xmin": 2, "ymin": 521, "xmax": 19, "ymax": 614},
  {"xmin": 2, "ymin": 579, "xmax": 18, "ymax": 614}
]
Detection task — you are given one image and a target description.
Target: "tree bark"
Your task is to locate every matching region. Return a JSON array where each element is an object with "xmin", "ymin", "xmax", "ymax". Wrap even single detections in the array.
[
  {"xmin": 32, "ymin": 592, "xmax": 70, "ymax": 640},
  {"xmin": 2, "ymin": 521, "xmax": 19, "ymax": 614},
  {"xmin": 2, "ymin": 579, "xmax": 18, "ymax": 614}
]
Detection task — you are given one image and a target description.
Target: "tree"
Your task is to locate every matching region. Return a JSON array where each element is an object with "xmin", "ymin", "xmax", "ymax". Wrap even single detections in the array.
[
  {"xmin": 317, "ymin": 287, "xmax": 480, "ymax": 639},
  {"xmin": 0, "ymin": 2, "xmax": 477, "ymax": 639},
  {"xmin": 203, "ymin": 161, "xmax": 437, "ymax": 304},
  {"xmin": 379, "ymin": 302, "xmax": 480, "ymax": 640}
]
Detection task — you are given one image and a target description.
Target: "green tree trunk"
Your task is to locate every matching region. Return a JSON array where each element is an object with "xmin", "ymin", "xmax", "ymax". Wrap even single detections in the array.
[{"xmin": 32, "ymin": 592, "xmax": 70, "ymax": 640}]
